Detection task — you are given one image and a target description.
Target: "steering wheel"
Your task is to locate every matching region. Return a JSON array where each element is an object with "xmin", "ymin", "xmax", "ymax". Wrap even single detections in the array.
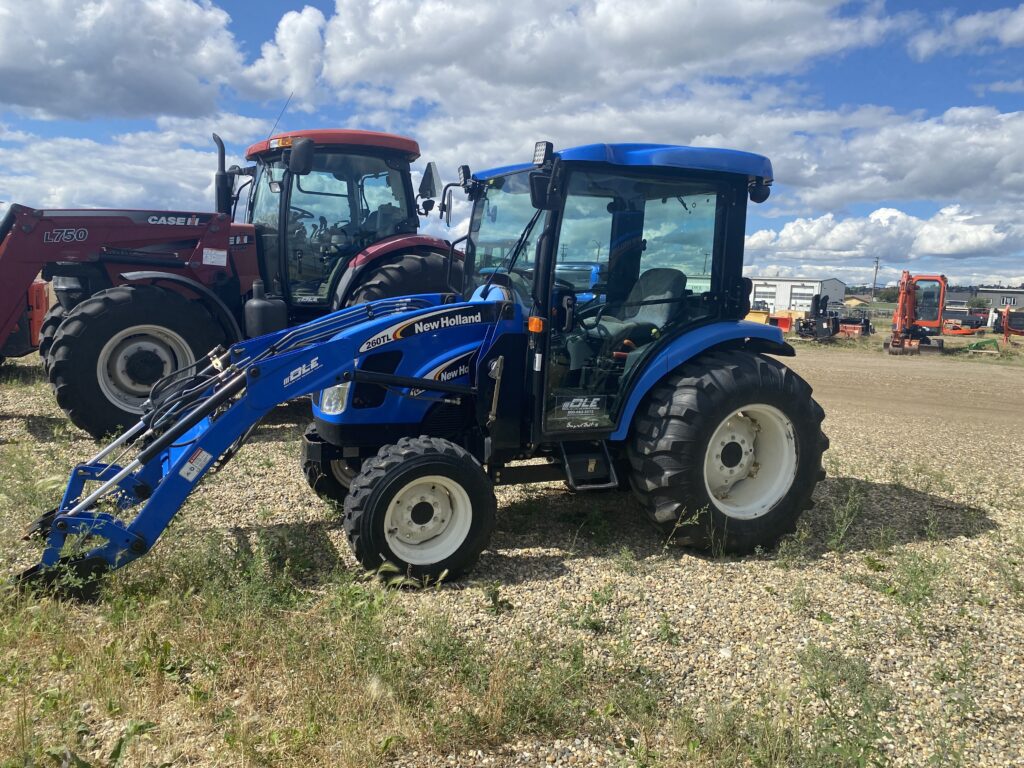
[{"xmin": 289, "ymin": 206, "xmax": 315, "ymax": 220}]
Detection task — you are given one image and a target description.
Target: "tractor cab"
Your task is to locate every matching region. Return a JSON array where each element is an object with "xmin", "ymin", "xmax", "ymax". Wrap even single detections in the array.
[
  {"xmin": 242, "ymin": 130, "xmax": 432, "ymax": 310},
  {"xmin": 463, "ymin": 142, "xmax": 769, "ymax": 443}
]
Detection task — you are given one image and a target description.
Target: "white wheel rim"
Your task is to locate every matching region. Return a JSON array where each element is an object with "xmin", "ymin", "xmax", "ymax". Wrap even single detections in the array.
[
  {"xmin": 383, "ymin": 475, "xmax": 473, "ymax": 565},
  {"xmin": 96, "ymin": 324, "xmax": 194, "ymax": 414},
  {"xmin": 703, "ymin": 404, "xmax": 797, "ymax": 520}
]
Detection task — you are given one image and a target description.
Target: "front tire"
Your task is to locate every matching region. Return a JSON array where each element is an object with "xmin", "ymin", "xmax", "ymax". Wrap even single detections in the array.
[
  {"xmin": 343, "ymin": 437, "xmax": 496, "ymax": 579},
  {"xmin": 628, "ymin": 350, "xmax": 827, "ymax": 554},
  {"xmin": 48, "ymin": 285, "xmax": 224, "ymax": 438}
]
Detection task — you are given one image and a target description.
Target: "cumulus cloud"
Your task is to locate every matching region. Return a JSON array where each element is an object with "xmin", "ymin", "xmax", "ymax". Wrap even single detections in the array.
[
  {"xmin": 0, "ymin": 122, "xmax": 261, "ymax": 214},
  {"xmin": 908, "ymin": 4, "xmax": 1024, "ymax": 60},
  {"xmin": 0, "ymin": 0, "xmax": 242, "ymax": 119},
  {"xmin": 238, "ymin": 6, "xmax": 327, "ymax": 109},
  {"xmin": 974, "ymin": 79, "xmax": 1024, "ymax": 96},
  {"xmin": 745, "ymin": 205, "xmax": 1024, "ymax": 285}
]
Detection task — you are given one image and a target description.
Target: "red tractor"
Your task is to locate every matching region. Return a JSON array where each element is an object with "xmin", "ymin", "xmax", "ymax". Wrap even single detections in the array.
[{"xmin": 0, "ymin": 129, "xmax": 454, "ymax": 437}]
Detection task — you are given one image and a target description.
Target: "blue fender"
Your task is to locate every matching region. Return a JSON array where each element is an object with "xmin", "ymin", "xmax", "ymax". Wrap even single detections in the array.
[{"xmin": 609, "ymin": 321, "xmax": 790, "ymax": 441}]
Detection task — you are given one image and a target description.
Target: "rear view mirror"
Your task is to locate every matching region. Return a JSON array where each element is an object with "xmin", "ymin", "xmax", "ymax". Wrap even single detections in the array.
[
  {"xmin": 288, "ymin": 138, "xmax": 315, "ymax": 176},
  {"xmin": 443, "ymin": 187, "xmax": 453, "ymax": 227},
  {"xmin": 530, "ymin": 172, "xmax": 553, "ymax": 210},
  {"xmin": 419, "ymin": 161, "xmax": 442, "ymax": 200}
]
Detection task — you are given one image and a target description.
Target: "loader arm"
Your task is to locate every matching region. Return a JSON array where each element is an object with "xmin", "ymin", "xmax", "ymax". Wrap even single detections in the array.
[{"xmin": 14, "ymin": 293, "xmax": 490, "ymax": 592}]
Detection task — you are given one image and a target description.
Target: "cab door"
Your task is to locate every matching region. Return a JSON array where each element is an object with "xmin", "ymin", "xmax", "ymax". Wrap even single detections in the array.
[
  {"xmin": 540, "ymin": 169, "xmax": 724, "ymax": 438},
  {"xmin": 912, "ymin": 277, "xmax": 946, "ymax": 332}
]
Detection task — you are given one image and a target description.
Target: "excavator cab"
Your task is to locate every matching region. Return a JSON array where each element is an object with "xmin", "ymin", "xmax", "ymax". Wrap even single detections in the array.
[
  {"xmin": 245, "ymin": 135, "xmax": 422, "ymax": 310},
  {"xmin": 912, "ymin": 277, "xmax": 945, "ymax": 332}
]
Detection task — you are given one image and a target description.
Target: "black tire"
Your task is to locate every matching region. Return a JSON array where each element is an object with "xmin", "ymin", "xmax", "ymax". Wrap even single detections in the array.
[
  {"xmin": 628, "ymin": 349, "xmax": 828, "ymax": 554},
  {"xmin": 345, "ymin": 251, "xmax": 463, "ymax": 305},
  {"xmin": 304, "ymin": 456, "xmax": 361, "ymax": 503},
  {"xmin": 38, "ymin": 304, "xmax": 66, "ymax": 372},
  {"xmin": 48, "ymin": 285, "xmax": 225, "ymax": 438},
  {"xmin": 343, "ymin": 436, "xmax": 496, "ymax": 580}
]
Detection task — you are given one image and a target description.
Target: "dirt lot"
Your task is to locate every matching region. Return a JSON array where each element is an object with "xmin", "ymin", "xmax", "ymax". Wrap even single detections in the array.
[{"xmin": 1, "ymin": 345, "xmax": 1022, "ymax": 767}]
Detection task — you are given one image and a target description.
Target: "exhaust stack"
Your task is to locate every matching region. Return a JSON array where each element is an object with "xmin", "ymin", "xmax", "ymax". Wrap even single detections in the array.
[{"xmin": 212, "ymin": 133, "xmax": 232, "ymax": 217}]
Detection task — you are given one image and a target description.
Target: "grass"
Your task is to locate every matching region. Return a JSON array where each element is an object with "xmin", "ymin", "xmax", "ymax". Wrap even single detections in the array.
[
  {"xmin": 674, "ymin": 643, "xmax": 892, "ymax": 768},
  {"xmin": 0, "ymin": 536, "xmax": 669, "ymax": 765}
]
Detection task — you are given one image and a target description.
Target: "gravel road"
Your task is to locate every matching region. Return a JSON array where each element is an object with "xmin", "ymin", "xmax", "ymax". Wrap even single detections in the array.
[{"xmin": 2, "ymin": 346, "xmax": 1022, "ymax": 766}]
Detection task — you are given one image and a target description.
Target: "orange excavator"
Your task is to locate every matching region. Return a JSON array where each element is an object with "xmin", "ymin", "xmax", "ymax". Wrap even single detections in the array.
[
  {"xmin": 886, "ymin": 271, "xmax": 947, "ymax": 354},
  {"xmin": 1002, "ymin": 305, "xmax": 1024, "ymax": 346}
]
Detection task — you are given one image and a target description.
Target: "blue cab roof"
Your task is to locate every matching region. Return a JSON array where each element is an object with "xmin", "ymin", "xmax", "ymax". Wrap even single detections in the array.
[{"xmin": 476, "ymin": 143, "xmax": 773, "ymax": 182}]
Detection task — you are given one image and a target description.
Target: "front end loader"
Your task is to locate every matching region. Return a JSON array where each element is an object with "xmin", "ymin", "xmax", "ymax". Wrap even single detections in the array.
[{"xmin": 14, "ymin": 141, "xmax": 828, "ymax": 595}]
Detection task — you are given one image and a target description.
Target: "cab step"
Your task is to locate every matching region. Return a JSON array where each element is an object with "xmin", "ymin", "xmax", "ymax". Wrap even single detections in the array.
[{"xmin": 559, "ymin": 440, "xmax": 619, "ymax": 491}]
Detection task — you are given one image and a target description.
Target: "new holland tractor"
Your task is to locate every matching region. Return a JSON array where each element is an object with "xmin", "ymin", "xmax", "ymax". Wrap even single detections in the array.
[
  {"xmin": 0, "ymin": 129, "xmax": 453, "ymax": 437},
  {"xmin": 15, "ymin": 141, "xmax": 827, "ymax": 595}
]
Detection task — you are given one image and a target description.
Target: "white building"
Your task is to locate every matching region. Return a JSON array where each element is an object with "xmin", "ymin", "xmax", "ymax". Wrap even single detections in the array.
[{"xmin": 748, "ymin": 277, "xmax": 846, "ymax": 313}]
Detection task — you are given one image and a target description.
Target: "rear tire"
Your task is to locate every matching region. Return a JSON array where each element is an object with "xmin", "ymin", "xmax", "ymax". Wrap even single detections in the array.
[
  {"xmin": 345, "ymin": 251, "xmax": 463, "ymax": 305},
  {"xmin": 628, "ymin": 350, "xmax": 827, "ymax": 554},
  {"xmin": 48, "ymin": 285, "xmax": 224, "ymax": 438},
  {"xmin": 343, "ymin": 436, "xmax": 495, "ymax": 579},
  {"xmin": 38, "ymin": 305, "xmax": 66, "ymax": 372}
]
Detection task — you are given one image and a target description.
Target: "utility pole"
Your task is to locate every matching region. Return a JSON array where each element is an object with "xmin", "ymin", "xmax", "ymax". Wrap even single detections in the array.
[{"xmin": 870, "ymin": 256, "xmax": 880, "ymax": 302}]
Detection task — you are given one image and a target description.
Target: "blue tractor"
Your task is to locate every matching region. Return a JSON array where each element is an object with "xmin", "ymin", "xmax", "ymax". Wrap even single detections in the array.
[{"xmin": 17, "ymin": 141, "xmax": 827, "ymax": 592}]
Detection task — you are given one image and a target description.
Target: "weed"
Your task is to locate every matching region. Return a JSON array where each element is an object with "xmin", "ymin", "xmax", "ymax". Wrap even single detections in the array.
[
  {"xmin": 799, "ymin": 643, "xmax": 892, "ymax": 766},
  {"xmin": 656, "ymin": 612, "xmax": 679, "ymax": 645},
  {"xmin": 889, "ymin": 552, "xmax": 942, "ymax": 608},
  {"xmin": 591, "ymin": 584, "xmax": 614, "ymax": 606},
  {"xmin": 481, "ymin": 580, "xmax": 513, "ymax": 615},
  {"xmin": 776, "ymin": 521, "xmax": 811, "ymax": 569},
  {"xmin": 825, "ymin": 478, "xmax": 864, "ymax": 551},
  {"xmin": 613, "ymin": 545, "xmax": 640, "ymax": 575},
  {"xmin": 863, "ymin": 554, "xmax": 886, "ymax": 572},
  {"xmin": 789, "ymin": 580, "xmax": 811, "ymax": 615}
]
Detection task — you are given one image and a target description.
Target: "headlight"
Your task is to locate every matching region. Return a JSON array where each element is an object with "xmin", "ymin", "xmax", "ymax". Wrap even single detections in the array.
[
  {"xmin": 52, "ymin": 275, "xmax": 83, "ymax": 291},
  {"xmin": 319, "ymin": 382, "xmax": 350, "ymax": 415}
]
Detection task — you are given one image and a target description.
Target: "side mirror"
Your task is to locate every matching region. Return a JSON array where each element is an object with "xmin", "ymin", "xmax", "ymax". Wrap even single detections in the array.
[
  {"xmin": 530, "ymin": 171, "xmax": 553, "ymax": 210},
  {"xmin": 748, "ymin": 180, "xmax": 771, "ymax": 204},
  {"xmin": 419, "ymin": 161, "xmax": 442, "ymax": 200},
  {"xmin": 288, "ymin": 138, "xmax": 315, "ymax": 176},
  {"xmin": 443, "ymin": 187, "xmax": 453, "ymax": 227}
]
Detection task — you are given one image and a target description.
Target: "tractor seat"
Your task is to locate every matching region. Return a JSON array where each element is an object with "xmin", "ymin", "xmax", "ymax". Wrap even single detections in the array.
[
  {"xmin": 583, "ymin": 267, "xmax": 688, "ymax": 339},
  {"xmin": 568, "ymin": 268, "xmax": 688, "ymax": 371},
  {"xmin": 363, "ymin": 204, "xmax": 405, "ymax": 238}
]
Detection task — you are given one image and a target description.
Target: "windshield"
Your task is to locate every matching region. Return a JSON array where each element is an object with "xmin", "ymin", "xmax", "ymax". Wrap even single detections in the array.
[
  {"xmin": 467, "ymin": 170, "xmax": 539, "ymax": 291},
  {"xmin": 915, "ymin": 279, "xmax": 942, "ymax": 323}
]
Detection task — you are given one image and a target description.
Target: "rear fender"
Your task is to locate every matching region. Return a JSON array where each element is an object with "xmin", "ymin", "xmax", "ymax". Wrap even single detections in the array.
[
  {"xmin": 609, "ymin": 321, "xmax": 792, "ymax": 441},
  {"xmin": 119, "ymin": 270, "xmax": 243, "ymax": 343}
]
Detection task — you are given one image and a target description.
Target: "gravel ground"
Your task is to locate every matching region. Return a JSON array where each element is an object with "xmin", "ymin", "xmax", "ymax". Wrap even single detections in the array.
[{"xmin": 1, "ymin": 346, "xmax": 1022, "ymax": 766}]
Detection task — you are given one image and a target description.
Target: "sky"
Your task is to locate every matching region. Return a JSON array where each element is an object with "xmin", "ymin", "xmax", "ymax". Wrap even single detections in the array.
[{"xmin": 0, "ymin": 0, "xmax": 1022, "ymax": 288}]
